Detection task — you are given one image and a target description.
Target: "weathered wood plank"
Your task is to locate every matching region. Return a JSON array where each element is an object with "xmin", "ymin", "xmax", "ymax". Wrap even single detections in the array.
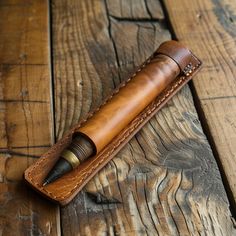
[
  {"xmin": 52, "ymin": 0, "xmax": 121, "ymax": 139},
  {"xmin": 163, "ymin": 0, "xmax": 236, "ymax": 208},
  {"xmin": 52, "ymin": 0, "xmax": 235, "ymax": 235},
  {"xmin": 0, "ymin": 1, "xmax": 60, "ymax": 235},
  {"xmin": 106, "ymin": 0, "xmax": 164, "ymax": 20}
]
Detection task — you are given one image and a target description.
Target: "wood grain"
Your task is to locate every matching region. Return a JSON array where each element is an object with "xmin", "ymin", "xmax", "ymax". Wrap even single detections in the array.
[
  {"xmin": 0, "ymin": 1, "xmax": 60, "ymax": 235},
  {"xmin": 52, "ymin": 0, "xmax": 236, "ymax": 235},
  {"xmin": 106, "ymin": 0, "xmax": 164, "ymax": 20},
  {"xmin": 163, "ymin": 0, "xmax": 236, "ymax": 208}
]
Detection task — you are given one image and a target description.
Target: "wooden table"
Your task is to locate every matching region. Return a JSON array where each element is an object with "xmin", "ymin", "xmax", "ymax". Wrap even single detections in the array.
[{"xmin": 0, "ymin": 0, "xmax": 235, "ymax": 235}]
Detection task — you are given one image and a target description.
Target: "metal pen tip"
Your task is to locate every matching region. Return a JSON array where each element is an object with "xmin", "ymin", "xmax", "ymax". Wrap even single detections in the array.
[
  {"xmin": 42, "ymin": 180, "xmax": 50, "ymax": 186},
  {"xmin": 42, "ymin": 157, "xmax": 74, "ymax": 186}
]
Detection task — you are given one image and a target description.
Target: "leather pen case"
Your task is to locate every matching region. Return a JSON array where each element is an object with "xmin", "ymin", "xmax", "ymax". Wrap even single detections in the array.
[{"xmin": 24, "ymin": 40, "xmax": 202, "ymax": 205}]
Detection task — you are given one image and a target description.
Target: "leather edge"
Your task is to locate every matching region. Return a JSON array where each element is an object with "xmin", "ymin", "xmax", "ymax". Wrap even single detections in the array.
[{"xmin": 156, "ymin": 40, "xmax": 200, "ymax": 75}]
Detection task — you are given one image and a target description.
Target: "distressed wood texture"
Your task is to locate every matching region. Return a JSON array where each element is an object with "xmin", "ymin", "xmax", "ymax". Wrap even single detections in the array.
[
  {"xmin": 0, "ymin": 1, "xmax": 60, "ymax": 235},
  {"xmin": 163, "ymin": 0, "xmax": 236, "ymax": 208},
  {"xmin": 52, "ymin": 0, "xmax": 236, "ymax": 235},
  {"xmin": 106, "ymin": 0, "xmax": 164, "ymax": 20}
]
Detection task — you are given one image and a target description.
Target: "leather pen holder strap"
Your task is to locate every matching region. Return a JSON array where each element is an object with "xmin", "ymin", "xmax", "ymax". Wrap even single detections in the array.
[{"xmin": 24, "ymin": 40, "xmax": 202, "ymax": 205}]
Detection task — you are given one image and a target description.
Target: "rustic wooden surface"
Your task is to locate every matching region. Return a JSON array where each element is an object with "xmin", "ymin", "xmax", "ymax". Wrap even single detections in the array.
[
  {"xmin": 0, "ymin": 0, "xmax": 60, "ymax": 235},
  {"xmin": 52, "ymin": 0, "xmax": 236, "ymax": 235},
  {"xmin": 163, "ymin": 0, "xmax": 236, "ymax": 209}
]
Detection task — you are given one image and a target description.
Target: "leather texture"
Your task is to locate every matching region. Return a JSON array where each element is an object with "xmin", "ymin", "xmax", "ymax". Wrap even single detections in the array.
[{"xmin": 24, "ymin": 40, "xmax": 202, "ymax": 205}]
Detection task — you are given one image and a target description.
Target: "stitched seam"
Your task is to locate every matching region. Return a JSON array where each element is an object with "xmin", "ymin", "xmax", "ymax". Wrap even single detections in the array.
[{"xmin": 27, "ymin": 55, "xmax": 201, "ymax": 200}]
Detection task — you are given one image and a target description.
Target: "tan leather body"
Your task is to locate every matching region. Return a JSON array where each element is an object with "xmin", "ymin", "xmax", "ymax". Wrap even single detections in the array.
[{"xmin": 78, "ymin": 55, "xmax": 180, "ymax": 153}]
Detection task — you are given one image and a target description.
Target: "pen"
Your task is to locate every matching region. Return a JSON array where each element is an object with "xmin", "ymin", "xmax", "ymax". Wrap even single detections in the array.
[{"xmin": 43, "ymin": 40, "xmax": 189, "ymax": 186}]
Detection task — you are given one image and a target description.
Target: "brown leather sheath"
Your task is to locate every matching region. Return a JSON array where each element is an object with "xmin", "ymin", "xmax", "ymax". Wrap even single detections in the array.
[{"xmin": 24, "ymin": 40, "xmax": 202, "ymax": 205}]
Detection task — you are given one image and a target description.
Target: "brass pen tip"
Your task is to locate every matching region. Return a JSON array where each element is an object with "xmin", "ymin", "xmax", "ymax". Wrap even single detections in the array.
[{"xmin": 41, "ymin": 135, "xmax": 94, "ymax": 185}]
